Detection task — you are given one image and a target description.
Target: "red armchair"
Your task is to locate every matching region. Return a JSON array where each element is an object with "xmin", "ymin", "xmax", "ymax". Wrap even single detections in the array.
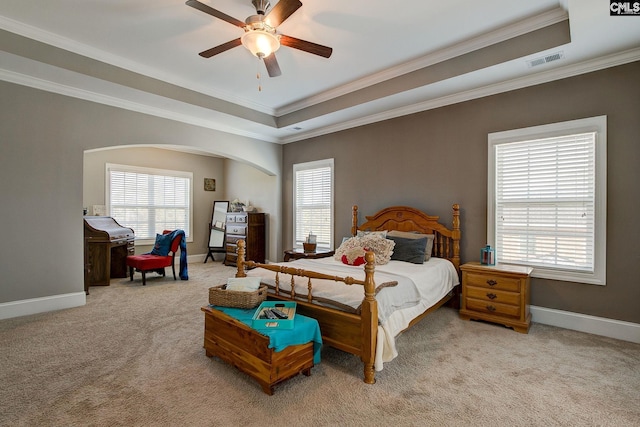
[{"xmin": 126, "ymin": 230, "xmax": 183, "ymax": 286}]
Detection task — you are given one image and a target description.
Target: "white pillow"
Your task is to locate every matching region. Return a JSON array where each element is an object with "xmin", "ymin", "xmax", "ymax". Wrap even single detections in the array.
[
  {"xmin": 356, "ymin": 230, "xmax": 387, "ymax": 238},
  {"xmin": 226, "ymin": 277, "xmax": 261, "ymax": 292}
]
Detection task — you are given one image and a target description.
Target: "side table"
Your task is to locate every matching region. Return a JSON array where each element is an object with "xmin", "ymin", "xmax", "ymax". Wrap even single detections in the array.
[
  {"xmin": 459, "ymin": 262, "xmax": 533, "ymax": 333},
  {"xmin": 284, "ymin": 248, "xmax": 335, "ymax": 262}
]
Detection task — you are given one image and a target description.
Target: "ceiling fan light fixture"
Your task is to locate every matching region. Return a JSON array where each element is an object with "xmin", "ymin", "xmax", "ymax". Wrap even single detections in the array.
[{"xmin": 241, "ymin": 30, "xmax": 280, "ymax": 58}]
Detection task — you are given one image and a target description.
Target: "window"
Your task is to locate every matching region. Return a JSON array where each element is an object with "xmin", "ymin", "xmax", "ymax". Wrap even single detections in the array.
[
  {"xmin": 293, "ymin": 159, "xmax": 334, "ymax": 250},
  {"xmin": 488, "ymin": 116, "xmax": 606, "ymax": 285},
  {"xmin": 106, "ymin": 163, "xmax": 192, "ymax": 243}
]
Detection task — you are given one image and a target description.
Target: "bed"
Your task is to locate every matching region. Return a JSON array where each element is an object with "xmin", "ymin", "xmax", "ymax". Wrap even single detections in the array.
[{"xmin": 235, "ymin": 204, "xmax": 461, "ymax": 384}]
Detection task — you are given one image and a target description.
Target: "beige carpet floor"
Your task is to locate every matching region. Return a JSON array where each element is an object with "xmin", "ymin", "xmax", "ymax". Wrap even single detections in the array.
[{"xmin": 1, "ymin": 260, "xmax": 638, "ymax": 427}]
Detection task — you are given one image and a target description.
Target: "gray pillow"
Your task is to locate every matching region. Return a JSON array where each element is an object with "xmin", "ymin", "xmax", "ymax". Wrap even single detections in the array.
[
  {"xmin": 388, "ymin": 235, "xmax": 427, "ymax": 264},
  {"xmin": 387, "ymin": 230, "xmax": 435, "ymax": 261}
]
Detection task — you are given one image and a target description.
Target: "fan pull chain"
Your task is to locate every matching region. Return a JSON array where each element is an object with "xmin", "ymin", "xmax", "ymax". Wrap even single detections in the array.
[{"xmin": 256, "ymin": 60, "xmax": 262, "ymax": 92}]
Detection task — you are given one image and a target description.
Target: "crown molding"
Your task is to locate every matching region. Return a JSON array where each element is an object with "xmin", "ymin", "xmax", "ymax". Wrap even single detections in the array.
[
  {"xmin": 2, "ymin": 36, "xmax": 637, "ymax": 146},
  {"xmin": 0, "ymin": 15, "xmax": 276, "ymax": 115},
  {"xmin": 276, "ymin": 7, "xmax": 569, "ymax": 116},
  {"xmin": 0, "ymin": 68, "xmax": 279, "ymax": 143},
  {"xmin": 280, "ymin": 48, "xmax": 640, "ymax": 144},
  {"xmin": 0, "ymin": 6, "xmax": 569, "ymax": 121}
]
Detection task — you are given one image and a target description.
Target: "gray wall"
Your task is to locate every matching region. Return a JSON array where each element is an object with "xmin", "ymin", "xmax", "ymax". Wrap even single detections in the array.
[
  {"xmin": 224, "ymin": 160, "xmax": 280, "ymax": 262},
  {"xmin": 0, "ymin": 81, "xmax": 281, "ymax": 305},
  {"xmin": 282, "ymin": 61, "xmax": 640, "ymax": 324}
]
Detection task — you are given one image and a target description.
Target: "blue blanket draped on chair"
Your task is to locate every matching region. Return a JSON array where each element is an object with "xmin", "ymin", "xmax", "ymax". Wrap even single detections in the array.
[{"xmin": 145, "ymin": 229, "xmax": 188, "ymax": 280}]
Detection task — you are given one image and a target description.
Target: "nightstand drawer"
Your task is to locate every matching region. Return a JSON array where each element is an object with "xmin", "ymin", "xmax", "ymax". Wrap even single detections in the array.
[
  {"xmin": 225, "ymin": 251, "xmax": 238, "ymax": 264},
  {"xmin": 465, "ymin": 272, "xmax": 520, "ymax": 292},
  {"xmin": 227, "ymin": 225, "xmax": 246, "ymax": 236},
  {"xmin": 226, "ymin": 235, "xmax": 243, "ymax": 245},
  {"xmin": 465, "ymin": 286, "xmax": 520, "ymax": 305},
  {"xmin": 227, "ymin": 214, "xmax": 248, "ymax": 224},
  {"xmin": 465, "ymin": 298, "xmax": 521, "ymax": 318}
]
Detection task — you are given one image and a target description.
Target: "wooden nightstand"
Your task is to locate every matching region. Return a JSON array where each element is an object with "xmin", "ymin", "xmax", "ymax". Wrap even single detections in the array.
[
  {"xmin": 459, "ymin": 262, "xmax": 533, "ymax": 333},
  {"xmin": 284, "ymin": 248, "xmax": 335, "ymax": 262}
]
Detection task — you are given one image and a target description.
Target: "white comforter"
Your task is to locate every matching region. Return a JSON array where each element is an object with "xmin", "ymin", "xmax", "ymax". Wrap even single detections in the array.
[{"xmin": 245, "ymin": 257, "xmax": 459, "ymax": 371}]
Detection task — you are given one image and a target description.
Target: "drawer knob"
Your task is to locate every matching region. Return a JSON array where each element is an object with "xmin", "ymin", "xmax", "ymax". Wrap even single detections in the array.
[
  {"xmin": 486, "ymin": 279, "xmax": 498, "ymax": 286},
  {"xmin": 486, "ymin": 293, "xmax": 497, "ymax": 300},
  {"xmin": 486, "ymin": 305, "xmax": 496, "ymax": 312}
]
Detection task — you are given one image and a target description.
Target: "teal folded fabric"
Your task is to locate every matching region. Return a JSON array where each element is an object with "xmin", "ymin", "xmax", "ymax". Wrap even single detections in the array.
[{"xmin": 211, "ymin": 306, "xmax": 323, "ymax": 364}]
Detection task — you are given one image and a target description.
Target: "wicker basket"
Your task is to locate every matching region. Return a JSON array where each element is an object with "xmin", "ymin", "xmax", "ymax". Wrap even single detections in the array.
[{"xmin": 208, "ymin": 284, "xmax": 268, "ymax": 309}]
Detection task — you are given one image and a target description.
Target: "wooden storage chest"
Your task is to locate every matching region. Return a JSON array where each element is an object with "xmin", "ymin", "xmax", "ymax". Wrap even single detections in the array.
[{"xmin": 201, "ymin": 305, "xmax": 314, "ymax": 395}]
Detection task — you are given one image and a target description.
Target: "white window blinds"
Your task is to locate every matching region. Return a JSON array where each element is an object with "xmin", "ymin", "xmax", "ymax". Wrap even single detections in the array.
[
  {"xmin": 293, "ymin": 159, "xmax": 334, "ymax": 249},
  {"xmin": 488, "ymin": 116, "xmax": 606, "ymax": 285},
  {"xmin": 107, "ymin": 164, "xmax": 192, "ymax": 241},
  {"xmin": 496, "ymin": 133, "xmax": 595, "ymax": 271}
]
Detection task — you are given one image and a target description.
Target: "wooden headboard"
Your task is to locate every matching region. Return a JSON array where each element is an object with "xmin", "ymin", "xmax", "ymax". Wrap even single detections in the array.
[{"xmin": 351, "ymin": 204, "xmax": 461, "ymax": 271}]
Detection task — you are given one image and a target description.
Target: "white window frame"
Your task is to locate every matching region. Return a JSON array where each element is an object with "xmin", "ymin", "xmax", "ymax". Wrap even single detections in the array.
[
  {"xmin": 488, "ymin": 116, "xmax": 607, "ymax": 285},
  {"xmin": 293, "ymin": 159, "xmax": 334, "ymax": 250},
  {"xmin": 106, "ymin": 163, "xmax": 193, "ymax": 245}
]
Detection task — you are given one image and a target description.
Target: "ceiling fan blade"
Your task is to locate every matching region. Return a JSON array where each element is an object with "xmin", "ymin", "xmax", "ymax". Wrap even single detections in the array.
[
  {"xmin": 279, "ymin": 35, "xmax": 333, "ymax": 58},
  {"xmin": 263, "ymin": 54, "xmax": 282, "ymax": 77},
  {"xmin": 264, "ymin": 0, "xmax": 302, "ymax": 27},
  {"xmin": 185, "ymin": 0, "xmax": 245, "ymax": 28},
  {"xmin": 198, "ymin": 38, "xmax": 242, "ymax": 58}
]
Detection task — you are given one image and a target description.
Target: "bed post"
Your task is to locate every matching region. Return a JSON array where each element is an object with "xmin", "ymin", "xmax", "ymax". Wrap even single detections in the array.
[
  {"xmin": 351, "ymin": 205, "xmax": 359, "ymax": 237},
  {"xmin": 451, "ymin": 204, "xmax": 461, "ymax": 271},
  {"xmin": 361, "ymin": 250, "xmax": 377, "ymax": 384},
  {"xmin": 235, "ymin": 239, "xmax": 247, "ymax": 278}
]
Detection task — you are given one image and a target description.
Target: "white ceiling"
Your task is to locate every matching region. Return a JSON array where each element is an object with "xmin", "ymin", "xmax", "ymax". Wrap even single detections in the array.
[{"xmin": 1, "ymin": 0, "xmax": 639, "ymax": 144}]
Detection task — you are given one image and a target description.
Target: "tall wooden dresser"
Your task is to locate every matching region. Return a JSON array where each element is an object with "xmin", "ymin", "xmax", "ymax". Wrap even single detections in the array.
[{"xmin": 224, "ymin": 212, "xmax": 265, "ymax": 266}]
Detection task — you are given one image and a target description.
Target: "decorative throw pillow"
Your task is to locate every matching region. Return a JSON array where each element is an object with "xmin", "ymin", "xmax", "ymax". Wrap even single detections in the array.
[
  {"xmin": 150, "ymin": 233, "xmax": 172, "ymax": 256},
  {"xmin": 386, "ymin": 230, "xmax": 435, "ymax": 261},
  {"xmin": 359, "ymin": 234, "xmax": 394, "ymax": 265},
  {"xmin": 334, "ymin": 236, "xmax": 359, "ymax": 256},
  {"xmin": 226, "ymin": 276, "xmax": 261, "ymax": 292},
  {"xmin": 334, "ymin": 235, "xmax": 395, "ymax": 265},
  {"xmin": 341, "ymin": 246, "xmax": 367, "ymax": 266},
  {"xmin": 388, "ymin": 235, "xmax": 427, "ymax": 264},
  {"xmin": 335, "ymin": 237, "xmax": 363, "ymax": 263}
]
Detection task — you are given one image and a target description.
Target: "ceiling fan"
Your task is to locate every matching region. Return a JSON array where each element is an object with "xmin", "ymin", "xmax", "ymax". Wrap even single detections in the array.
[{"xmin": 186, "ymin": 0, "xmax": 333, "ymax": 77}]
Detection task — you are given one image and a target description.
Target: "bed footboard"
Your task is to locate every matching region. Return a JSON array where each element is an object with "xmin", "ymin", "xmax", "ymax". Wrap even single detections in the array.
[{"xmin": 235, "ymin": 239, "xmax": 379, "ymax": 384}]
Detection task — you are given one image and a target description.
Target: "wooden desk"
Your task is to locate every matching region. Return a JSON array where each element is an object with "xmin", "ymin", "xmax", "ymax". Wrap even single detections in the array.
[
  {"xmin": 284, "ymin": 248, "xmax": 335, "ymax": 262},
  {"xmin": 83, "ymin": 217, "xmax": 134, "ymax": 294}
]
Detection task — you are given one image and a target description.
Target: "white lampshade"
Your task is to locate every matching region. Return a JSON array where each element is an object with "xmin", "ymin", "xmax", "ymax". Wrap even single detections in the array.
[{"xmin": 241, "ymin": 30, "xmax": 280, "ymax": 58}]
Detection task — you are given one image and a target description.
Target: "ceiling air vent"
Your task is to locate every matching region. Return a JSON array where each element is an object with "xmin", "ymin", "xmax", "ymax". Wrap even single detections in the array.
[{"xmin": 527, "ymin": 51, "xmax": 564, "ymax": 68}]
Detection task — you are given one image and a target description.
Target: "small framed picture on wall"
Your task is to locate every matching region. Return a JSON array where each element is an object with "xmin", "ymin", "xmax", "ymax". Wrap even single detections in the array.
[{"xmin": 204, "ymin": 178, "xmax": 216, "ymax": 191}]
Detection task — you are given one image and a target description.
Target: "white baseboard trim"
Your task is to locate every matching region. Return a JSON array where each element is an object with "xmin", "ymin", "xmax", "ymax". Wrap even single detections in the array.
[
  {"xmin": 186, "ymin": 253, "xmax": 225, "ymax": 264},
  {"xmin": 0, "ymin": 292, "xmax": 86, "ymax": 321},
  {"xmin": 0, "ymin": 256, "xmax": 228, "ymax": 321},
  {"xmin": 531, "ymin": 305, "xmax": 640, "ymax": 344}
]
